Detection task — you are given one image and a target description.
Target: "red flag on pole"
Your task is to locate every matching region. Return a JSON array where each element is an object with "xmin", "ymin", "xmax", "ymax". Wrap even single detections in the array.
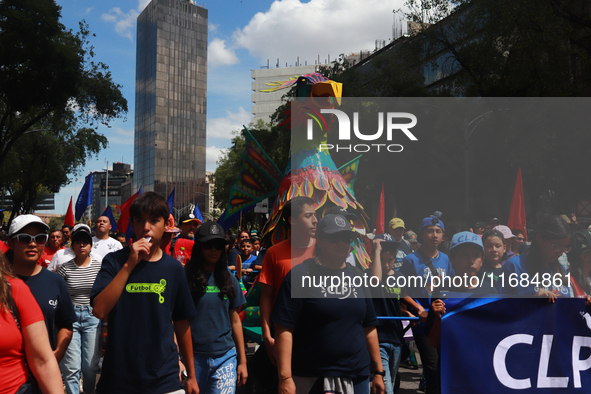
[
  {"xmin": 117, "ymin": 189, "xmax": 141, "ymax": 234},
  {"xmin": 64, "ymin": 197, "xmax": 75, "ymax": 227},
  {"xmin": 507, "ymin": 168, "xmax": 527, "ymax": 240},
  {"xmin": 376, "ymin": 183, "xmax": 385, "ymax": 234}
]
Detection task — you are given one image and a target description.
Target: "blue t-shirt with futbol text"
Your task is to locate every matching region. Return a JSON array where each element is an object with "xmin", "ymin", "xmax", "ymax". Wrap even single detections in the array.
[
  {"xmin": 271, "ymin": 260, "xmax": 377, "ymax": 381},
  {"xmin": 90, "ymin": 248, "xmax": 197, "ymax": 394},
  {"xmin": 18, "ymin": 267, "xmax": 76, "ymax": 350},
  {"xmin": 190, "ymin": 272, "xmax": 245, "ymax": 355}
]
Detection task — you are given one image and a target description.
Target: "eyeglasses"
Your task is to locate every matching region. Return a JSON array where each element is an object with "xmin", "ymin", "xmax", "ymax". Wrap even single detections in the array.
[
  {"xmin": 551, "ymin": 243, "xmax": 571, "ymax": 254},
  {"xmin": 324, "ymin": 233, "xmax": 355, "ymax": 244},
  {"xmin": 202, "ymin": 240, "xmax": 225, "ymax": 250},
  {"xmin": 515, "ymin": 237, "xmax": 525, "ymax": 242},
  {"xmin": 12, "ymin": 234, "xmax": 48, "ymax": 246}
]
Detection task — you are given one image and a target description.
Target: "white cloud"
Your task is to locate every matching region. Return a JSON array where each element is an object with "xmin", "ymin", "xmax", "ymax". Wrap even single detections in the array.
[
  {"xmin": 208, "ymin": 38, "xmax": 239, "ymax": 67},
  {"xmin": 107, "ymin": 127, "xmax": 134, "ymax": 145},
  {"xmin": 209, "ymin": 23, "xmax": 218, "ymax": 32},
  {"xmin": 86, "ymin": 7, "xmax": 94, "ymax": 15},
  {"xmin": 233, "ymin": 0, "xmax": 403, "ymax": 65},
  {"xmin": 102, "ymin": 1, "xmax": 150, "ymax": 41},
  {"xmin": 207, "ymin": 107, "xmax": 252, "ymax": 139},
  {"xmin": 206, "ymin": 146, "xmax": 224, "ymax": 171},
  {"xmin": 138, "ymin": 0, "xmax": 152, "ymax": 10},
  {"xmin": 102, "ymin": 7, "xmax": 139, "ymax": 41}
]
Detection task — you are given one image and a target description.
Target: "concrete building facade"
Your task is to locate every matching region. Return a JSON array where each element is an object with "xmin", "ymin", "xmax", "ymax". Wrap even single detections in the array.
[{"xmin": 251, "ymin": 65, "xmax": 317, "ymax": 124}]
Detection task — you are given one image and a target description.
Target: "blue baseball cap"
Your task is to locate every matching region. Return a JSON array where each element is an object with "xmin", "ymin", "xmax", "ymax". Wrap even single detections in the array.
[
  {"xmin": 450, "ymin": 231, "xmax": 483, "ymax": 253},
  {"xmin": 418, "ymin": 216, "xmax": 445, "ymax": 232}
]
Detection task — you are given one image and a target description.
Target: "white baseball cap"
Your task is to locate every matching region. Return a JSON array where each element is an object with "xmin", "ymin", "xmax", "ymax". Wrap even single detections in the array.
[{"xmin": 8, "ymin": 214, "xmax": 49, "ymax": 236}]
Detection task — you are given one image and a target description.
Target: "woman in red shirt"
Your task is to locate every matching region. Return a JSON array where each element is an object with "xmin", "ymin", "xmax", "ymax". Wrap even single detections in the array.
[{"xmin": 0, "ymin": 253, "xmax": 63, "ymax": 394}]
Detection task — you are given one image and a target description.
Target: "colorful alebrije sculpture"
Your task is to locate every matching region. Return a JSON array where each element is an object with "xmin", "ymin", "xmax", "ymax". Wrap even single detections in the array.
[{"xmin": 261, "ymin": 73, "xmax": 371, "ymax": 268}]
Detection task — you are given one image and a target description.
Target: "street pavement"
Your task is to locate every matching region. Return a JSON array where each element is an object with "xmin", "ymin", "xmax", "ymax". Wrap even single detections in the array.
[{"xmin": 396, "ymin": 363, "xmax": 424, "ymax": 393}]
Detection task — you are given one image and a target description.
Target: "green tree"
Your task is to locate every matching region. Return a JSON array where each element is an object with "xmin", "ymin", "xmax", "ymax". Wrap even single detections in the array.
[
  {"xmin": 399, "ymin": 0, "xmax": 591, "ymax": 96},
  {"xmin": 0, "ymin": 0, "xmax": 127, "ymax": 176},
  {"xmin": 1, "ymin": 125, "xmax": 107, "ymax": 221},
  {"xmin": 48, "ymin": 215, "xmax": 66, "ymax": 230}
]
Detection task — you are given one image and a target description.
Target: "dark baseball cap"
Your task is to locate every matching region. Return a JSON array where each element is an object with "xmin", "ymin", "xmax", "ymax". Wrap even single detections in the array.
[
  {"xmin": 317, "ymin": 214, "xmax": 353, "ymax": 237},
  {"xmin": 325, "ymin": 205, "xmax": 356, "ymax": 219},
  {"xmin": 196, "ymin": 221, "xmax": 227, "ymax": 243},
  {"xmin": 374, "ymin": 233, "xmax": 400, "ymax": 252},
  {"xmin": 570, "ymin": 230, "xmax": 591, "ymax": 255}
]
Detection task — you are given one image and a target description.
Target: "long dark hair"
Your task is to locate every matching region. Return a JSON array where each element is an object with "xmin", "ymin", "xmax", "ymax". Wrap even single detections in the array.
[
  {"xmin": 185, "ymin": 240, "xmax": 235, "ymax": 303},
  {"xmin": 525, "ymin": 215, "xmax": 571, "ymax": 279},
  {"xmin": 0, "ymin": 251, "xmax": 15, "ymax": 312}
]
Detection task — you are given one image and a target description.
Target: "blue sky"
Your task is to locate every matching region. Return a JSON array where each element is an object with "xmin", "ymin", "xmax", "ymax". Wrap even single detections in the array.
[{"xmin": 42, "ymin": 0, "xmax": 404, "ymax": 214}]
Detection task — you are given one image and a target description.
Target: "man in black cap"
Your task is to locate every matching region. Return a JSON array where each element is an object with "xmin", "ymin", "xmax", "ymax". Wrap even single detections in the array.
[
  {"xmin": 170, "ymin": 213, "xmax": 202, "ymax": 262},
  {"xmin": 325, "ymin": 205, "xmax": 365, "ymax": 269}
]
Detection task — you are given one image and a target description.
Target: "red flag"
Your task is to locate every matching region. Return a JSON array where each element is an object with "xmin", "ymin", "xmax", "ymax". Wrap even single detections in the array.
[
  {"xmin": 376, "ymin": 183, "xmax": 385, "ymax": 234},
  {"xmin": 507, "ymin": 168, "xmax": 527, "ymax": 240},
  {"xmin": 64, "ymin": 197, "xmax": 75, "ymax": 227},
  {"xmin": 117, "ymin": 189, "xmax": 141, "ymax": 234}
]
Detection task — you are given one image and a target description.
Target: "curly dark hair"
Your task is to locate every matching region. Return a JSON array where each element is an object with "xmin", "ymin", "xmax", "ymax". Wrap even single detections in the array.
[{"xmin": 185, "ymin": 240, "xmax": 235, "ymax": 303}]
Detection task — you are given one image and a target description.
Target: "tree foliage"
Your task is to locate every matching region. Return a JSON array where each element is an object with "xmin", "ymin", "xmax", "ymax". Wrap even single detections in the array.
[
  {"xmin": 1, "ymin": 125, "xmax": 107, "ymax": 221},
  {"xmin": 0, "ymin": 0, "xmax": 127, "ymax": 206},
  {"xmin": 401, "ymin": 0, "xmax": 591, "ymax": 96}
]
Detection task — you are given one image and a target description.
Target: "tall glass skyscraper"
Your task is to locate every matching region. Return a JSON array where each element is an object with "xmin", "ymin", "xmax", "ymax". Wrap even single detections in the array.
[{"xmin": 134, "ymin": 0, "xmax": 207, "ymax": 216}]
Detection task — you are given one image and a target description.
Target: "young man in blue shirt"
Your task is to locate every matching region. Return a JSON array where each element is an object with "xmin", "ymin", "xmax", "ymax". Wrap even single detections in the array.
[
  {"xmin": 91, "ymin": 192, "xmax": 198, "ymax": 394},
  {"xmin": 399, "ymin": 216, "xmax": 453, "ymax": 394}
]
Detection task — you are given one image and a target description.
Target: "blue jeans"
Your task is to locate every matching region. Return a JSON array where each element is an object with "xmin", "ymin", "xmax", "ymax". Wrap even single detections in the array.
[
  {"xmin": 194, "ymin": 347, "xmax": 237, "ymax": 394},
  {"xmin": 60, "ymin": 305, "xmax": 101, "ymax": 394},
  {"xmin": 380, "ymin": 342, "xmax": 402, "ymax": 394}
]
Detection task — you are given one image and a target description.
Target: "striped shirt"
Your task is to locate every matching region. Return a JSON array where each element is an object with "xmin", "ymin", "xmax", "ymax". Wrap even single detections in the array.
[{"xmin": 58, "ymin": 258, "xmax": 102, "ymax": 306}]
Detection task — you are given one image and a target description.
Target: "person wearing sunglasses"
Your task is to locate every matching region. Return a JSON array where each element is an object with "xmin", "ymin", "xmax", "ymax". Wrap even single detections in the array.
[
  {"xmin": 185, "ymin": 221, "xmax": 248, "ymax": 394},
  {"xmin": 501, "ymin": 215, "xmax": 572, "ymax": 299},
  {"xmin": 0, "ymin": 252, "xmax": 65, "ymax": 394},
  {"xmin": 272, "ymin": 214, "xmax": 385, "ymax": 394},
  {"xmin": 57, "ymin": 224, "xmax": 103, "ymax": 394},
  {"xmin": 6, "ymin": 214, "xmax": 77, "ymax": 364}
]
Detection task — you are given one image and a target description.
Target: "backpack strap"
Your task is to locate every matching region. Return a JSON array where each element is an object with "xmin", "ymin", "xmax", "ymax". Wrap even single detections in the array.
[
  {"xmin": 415, "ymin": 249, "xmax": 440, "ymax": 279},
  {"xmin": 415, "ymin": 249, "xmax": 442, "ymax": 299}
]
